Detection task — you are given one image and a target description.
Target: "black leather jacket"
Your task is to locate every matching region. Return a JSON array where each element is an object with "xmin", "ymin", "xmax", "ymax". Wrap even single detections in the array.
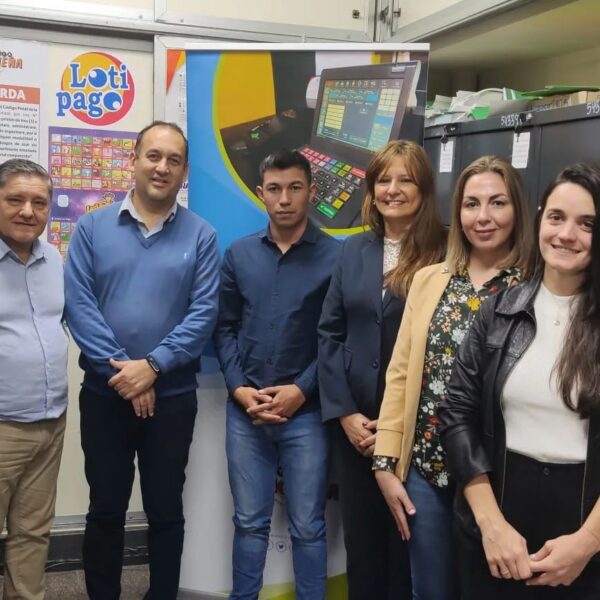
[{"xmin": 439, "ymin": 277, "xmax": 600, "ymax": 538}]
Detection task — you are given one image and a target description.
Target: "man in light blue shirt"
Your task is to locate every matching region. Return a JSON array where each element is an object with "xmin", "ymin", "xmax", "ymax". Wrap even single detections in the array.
[{"xmin": 0, "ymin": 159, "xmax": 68, "ymax": 600}]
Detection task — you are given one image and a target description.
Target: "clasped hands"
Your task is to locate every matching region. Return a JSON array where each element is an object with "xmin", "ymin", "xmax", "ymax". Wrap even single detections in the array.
[
  {"xmin": 108, "ymin": 358, "xmax": 158, "ymax": 418},
  {"xmin": 480, "ymin": 516, "xmax": 600, "ymax": 587},
  {"xmin": 233, "ymin": 384, "xmax": 305, "ymax": 425},
  {"xmin": 340, "ymin": 413, "xmax": 378, "ymax": 457}
]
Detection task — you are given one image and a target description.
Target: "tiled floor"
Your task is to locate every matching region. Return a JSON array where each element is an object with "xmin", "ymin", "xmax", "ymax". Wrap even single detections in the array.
[{"xmin": 0, "ymin": 564, "xmax": 149, "ymax": 599}]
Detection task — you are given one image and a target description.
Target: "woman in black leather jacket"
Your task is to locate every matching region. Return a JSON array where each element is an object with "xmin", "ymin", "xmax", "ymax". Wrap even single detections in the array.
[{"xmin": 440, "ymin": 163, "xmax": 600, "ymax": 599}]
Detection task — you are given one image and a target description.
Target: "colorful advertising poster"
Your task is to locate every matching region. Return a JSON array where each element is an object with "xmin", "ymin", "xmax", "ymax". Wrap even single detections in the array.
[
  {"xmin": 0, "ymin": 38, "xmax": 49, "ymax": 163},
  {"xmin": 55, "ymin": 50, "xmax": 136, "ymax": 128},
  {"xmin": 181, "ymin": 44, "xmax": 429, "ymax": 599},
  {"xmin": 47, "ymin": 126, "xmax": 136, "ymax": 259},
  {"xmin": 186, "ymin": 45, "xmax": 429, "ymax": 250},
  {"xmin": 48, "ymin": 44, "xmax": 152, "ymax": 133}
]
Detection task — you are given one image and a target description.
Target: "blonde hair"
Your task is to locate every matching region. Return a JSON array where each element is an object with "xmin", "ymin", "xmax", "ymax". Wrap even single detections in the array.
[
  {"xmin": 361, "ymin": 140, "xmax": 447, "ymax": 297},
  {"xmin": 445, "ymin": 155, "xmax": 532, "ymax": 275}
]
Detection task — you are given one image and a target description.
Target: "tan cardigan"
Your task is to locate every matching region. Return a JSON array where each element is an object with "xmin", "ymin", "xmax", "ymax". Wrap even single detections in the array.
[{"xmin": 375, "ymin": 262, "xmax": 451, "ymax": 481}]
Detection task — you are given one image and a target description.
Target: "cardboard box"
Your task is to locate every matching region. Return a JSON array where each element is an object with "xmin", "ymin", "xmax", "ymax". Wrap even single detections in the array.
[{"xmin": 527, "ymin": 90, "xmax": 600, "ymax": 112}]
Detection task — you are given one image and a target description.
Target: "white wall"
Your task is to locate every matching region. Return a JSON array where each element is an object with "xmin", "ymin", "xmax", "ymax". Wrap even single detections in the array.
[{"xmin": 478, "ymin": 44, "xmax": 600, "ymax": 91}]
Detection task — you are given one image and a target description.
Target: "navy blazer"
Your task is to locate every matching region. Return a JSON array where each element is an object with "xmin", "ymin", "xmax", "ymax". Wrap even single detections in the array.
[{"xmin": 318, "ymin": 231, "xmax": 406, "ymax": 422}]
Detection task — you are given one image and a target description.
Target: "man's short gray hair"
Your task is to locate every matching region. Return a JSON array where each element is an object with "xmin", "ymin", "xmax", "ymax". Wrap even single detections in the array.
[{"xmin": 0, "ymin": 159, "xmax": 53, "ymax": 196}]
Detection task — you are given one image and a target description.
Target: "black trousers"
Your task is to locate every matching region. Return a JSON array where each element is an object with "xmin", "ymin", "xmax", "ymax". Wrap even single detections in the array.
[
  {"xmin": 79, "ymin": 387, "xmax": 197, "ymax": 600},
  {"xmin": 458, "ymin": 450, "xmax": 600, "ymax": 600},
  {"xmin": 334, "ymin": 424, "xmax": 411, "ymax": 600}
]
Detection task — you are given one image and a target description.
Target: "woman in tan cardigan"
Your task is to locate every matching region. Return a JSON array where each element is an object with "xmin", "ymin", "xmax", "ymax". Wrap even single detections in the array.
[{"xmin": 373, "ymin": 156, "xmax": 532, "ymax": 599}]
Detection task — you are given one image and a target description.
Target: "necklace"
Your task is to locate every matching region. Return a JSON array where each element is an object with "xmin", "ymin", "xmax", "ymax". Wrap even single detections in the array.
[{"xmin": 541, "ymin": 284, "xmax": 573, "ymax": 326}]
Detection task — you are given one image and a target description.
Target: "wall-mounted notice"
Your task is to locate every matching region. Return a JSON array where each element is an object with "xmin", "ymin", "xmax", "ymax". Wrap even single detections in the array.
[
  {"xmin": 0, "ymin": 39, "xmax": 48, "ymax": 162},
  {"xmin": 439, "ymin": 139, "xmax": 454, "ymax": 173},
  {"xmin": 511, "ymin": 131, "xmax": 530, "ymax": 169},
  {"xmin": 47, "ymin": 125, "xmax": 136, "ymax": 259}
]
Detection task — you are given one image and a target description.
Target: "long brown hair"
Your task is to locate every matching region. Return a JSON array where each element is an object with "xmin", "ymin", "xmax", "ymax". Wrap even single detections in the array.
[
  {"xmin": 445, "ymin": 156, "xmax": 532, "ymax": 275},
  {"xmin": 361, "ymin": 140, "xmax": 446, "ymax": 297},
  {"xmin": 535, "ymin": 164, "xmax": 600, "ymax": 418}
]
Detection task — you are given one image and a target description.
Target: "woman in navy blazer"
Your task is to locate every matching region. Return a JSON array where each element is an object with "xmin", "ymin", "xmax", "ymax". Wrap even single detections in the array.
[{"xmin": 318, "ymin": 140, "xmax": 447, "ymax": 599}]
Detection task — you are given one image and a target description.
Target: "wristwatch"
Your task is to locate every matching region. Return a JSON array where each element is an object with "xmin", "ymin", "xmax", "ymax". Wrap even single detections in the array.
[{"xmin": 146, "ymin": 355, "xmax": 161, "ymax": 376}]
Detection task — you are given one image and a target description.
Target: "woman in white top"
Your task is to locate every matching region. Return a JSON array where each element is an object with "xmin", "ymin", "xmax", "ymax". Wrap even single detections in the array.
[{"xmin": 440, "ymin": 163, "xmax": 600, "ymax": 599}]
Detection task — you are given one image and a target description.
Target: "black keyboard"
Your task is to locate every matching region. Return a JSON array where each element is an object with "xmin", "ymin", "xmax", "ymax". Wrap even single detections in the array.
[{"xmin": 300, "ymin": 147, "xmax": 365, "ymax": 222}]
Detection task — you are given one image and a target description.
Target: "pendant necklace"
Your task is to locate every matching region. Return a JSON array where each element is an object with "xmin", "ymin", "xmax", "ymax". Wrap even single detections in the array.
[{"xmin": 544, "ymin": 285, "xmax": 572, "ymax": 326}]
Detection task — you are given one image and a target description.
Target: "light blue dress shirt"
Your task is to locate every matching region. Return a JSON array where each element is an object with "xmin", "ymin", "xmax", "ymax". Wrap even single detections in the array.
[
  {"xmin": 0, "ymin": 238, "xmax": 68, "ymax": 422},
  {"xmin": 119, "ymin": 190, "xmax": 177, "ymax": 238}
]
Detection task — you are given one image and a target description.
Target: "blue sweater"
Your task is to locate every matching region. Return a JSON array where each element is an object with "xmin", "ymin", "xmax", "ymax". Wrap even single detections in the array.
[{"xmin": 65, "ymin": 200, "xmax": 220, "ymax": 397}]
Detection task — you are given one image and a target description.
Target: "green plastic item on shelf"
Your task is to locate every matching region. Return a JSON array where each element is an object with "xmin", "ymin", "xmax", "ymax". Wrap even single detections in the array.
[
  {"xmin": 521, "ymin": 85, "xmax": 600, "ymax": 98},
  {"xmin": 470, "ymin": 106, "xmax": 491, "ymax": 120}
]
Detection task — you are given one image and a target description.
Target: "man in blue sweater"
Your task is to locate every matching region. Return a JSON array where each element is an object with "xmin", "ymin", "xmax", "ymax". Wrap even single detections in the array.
[
  {"xmin": 214, "ymin": 149, "xmax": 340, "ymax": 599},
  {"xmin": 65, "ymin": 121, "xmax": 220, "ymax": 600}
]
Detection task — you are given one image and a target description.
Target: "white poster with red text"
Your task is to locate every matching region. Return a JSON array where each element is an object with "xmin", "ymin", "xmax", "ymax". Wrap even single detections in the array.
[{"xmin": 0, "ymin": 39, "xmax": 48, "ymax": 163}]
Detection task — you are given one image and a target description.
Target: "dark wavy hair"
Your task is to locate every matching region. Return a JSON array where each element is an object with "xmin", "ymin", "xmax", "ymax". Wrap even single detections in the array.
[{"xmin": 535, "ymin": 163, "xmax": 600, "ymax": 417}]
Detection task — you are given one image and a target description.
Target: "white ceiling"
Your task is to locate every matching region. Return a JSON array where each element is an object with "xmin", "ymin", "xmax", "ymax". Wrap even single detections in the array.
[{"xmin": 428, "ymin": 0, "xmax": 600, "ymax": 70}]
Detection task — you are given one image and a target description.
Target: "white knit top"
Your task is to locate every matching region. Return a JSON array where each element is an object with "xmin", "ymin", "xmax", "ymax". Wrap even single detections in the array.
[{"xmin": 501, "ymin": 284, "xmax": 589, "ymax": 463}]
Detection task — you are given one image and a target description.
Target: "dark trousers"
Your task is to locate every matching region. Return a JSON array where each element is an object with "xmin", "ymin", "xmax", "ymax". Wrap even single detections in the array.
[
  {"xmin": 458, "ymin": 451, "xmax": 600, "ymax": 600},
  {"xmin": 79, "ymin": 387, "xmax": 197, "ymax": 600},
  {"xmin": 334, "ymin": 424, "xmax": 411, "ymax": 600}
]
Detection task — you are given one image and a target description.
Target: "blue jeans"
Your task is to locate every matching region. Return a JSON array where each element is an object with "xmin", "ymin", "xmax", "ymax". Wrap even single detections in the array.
[
  {"xmin": 404, "ymin": 466, "xmax": 459, "ymax": 600},
  {"xmin": 226, "ymin": 401, "xmax": 329, "ymax": 600}
]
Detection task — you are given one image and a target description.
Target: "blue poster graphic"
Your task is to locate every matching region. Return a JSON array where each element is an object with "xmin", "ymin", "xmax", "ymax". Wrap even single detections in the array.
[{"xmin": 185, "ymin": 49, "xmax": 429, "ymax": 251}]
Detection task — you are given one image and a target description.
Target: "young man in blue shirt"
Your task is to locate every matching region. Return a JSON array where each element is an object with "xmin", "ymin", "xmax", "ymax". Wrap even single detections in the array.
[
  {"xmin": 0, "ymin": 159, "xmax": 68, "ymax": 600},
  {"xmin": 65, "ymin": 121, "xmax": 220, "ymax": 600},
  {"xmin": 214, "ymin": 149, "xmax": 340, "ymax": 599}
]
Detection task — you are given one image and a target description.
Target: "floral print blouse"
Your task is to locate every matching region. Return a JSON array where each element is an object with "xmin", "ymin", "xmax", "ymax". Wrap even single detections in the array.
[
  {"xmin": 412, "ymin": 267, "xmax": 520, "ymax": 488},
  {"xmin": 373, "ymin": 267, "xmax": 520, "ymax": 485}
]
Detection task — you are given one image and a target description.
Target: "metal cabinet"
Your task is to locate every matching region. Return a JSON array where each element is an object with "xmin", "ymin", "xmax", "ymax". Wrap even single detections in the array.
[
  {"xmin": 536, "ymin": 104, "xmax": 600, "ymax": 197},
  {"xmin": 424, "ymin": 102, "xmax": 600, "ymax": 223},
  {"xmin": 423, "ymin": 123, "xmax": 462, "ymax": 224}
]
